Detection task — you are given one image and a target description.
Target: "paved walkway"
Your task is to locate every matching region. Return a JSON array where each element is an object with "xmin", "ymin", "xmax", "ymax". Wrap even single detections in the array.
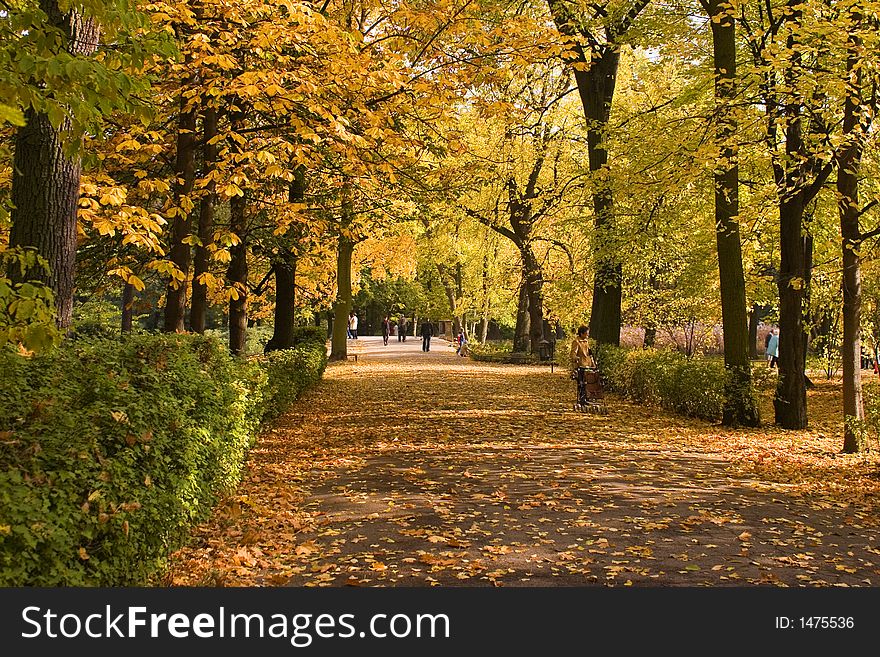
[{"xmin": 168, "ymin": 336, "xmax": 880, "ymax": 586}]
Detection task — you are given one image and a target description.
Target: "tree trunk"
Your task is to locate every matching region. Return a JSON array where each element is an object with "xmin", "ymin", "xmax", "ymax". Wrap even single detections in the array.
[
  {"xmin": 838, "ymin": 22, "xmax": 866, "ymax": 452},
  {"xmin": 774, "ymin": 192, "xmax": 808, "ymax": 428},
  {"xmin": 162, "ymin": 98, "xmax": 198, "ymax": 332},
  {"xmin": 513, "ymin": 275, "xmax": 530, "ymax": 353},
  {"xmin": 269, "ymin": 173, "xmax": 306, "ymax": 350},
  {"xmin": 802, "ymin": 232, "xmax": 815, "ymax": 390},
  {"xmin": 271, "ymin": 258, "xmax": 296, "ymax": 349},
  {"xmin": 227, "ymin": 193, "xmax": 248, "ymax": 355},
  {"xmin": 574, "ymin": 50, "xmax": 622, "ymax": 346},
  {"xmin": 522, "ymin": 244, "xmax": 545, "ymax": 353},
  {"xmin": 191, "ymin": 105, "xmax": 218, "ymax": 334},
  {"xmin": 330, "ymin": 234, "xmax": 354, "ymax": 361},
  {"xmin": 121, "ymin": 282, "xmax": 134, "ymax": 334},
  {"xmin": 436, "ymin": 262, "xmax": 462, "ymax": 337},
  {"xmin": 643, "ymin": 327, "xmax": 656, "ymax": 348},
  {"xmin": 8, "ymin": 5, "xmax": 100, "ymax": 330},
  {"xmin": 480, "ymin": 252, "xmax": 491, "ymax": 344},
  {"xmin": 748, "ymin": 304, "xmax": 760, "ymax": 359},
  {"xmin": 705, "ymin": 0, "xmax": 760, "ymax": 427}
]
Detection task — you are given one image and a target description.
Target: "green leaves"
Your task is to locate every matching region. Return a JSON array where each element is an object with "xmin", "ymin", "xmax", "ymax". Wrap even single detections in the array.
[
  {"xmin": 0, "ymin": 250, "xmax": 61, "ymax": 354},
  {"xmin": 0, "ymin": 334, "xmax": 326, "ymax": 585}
]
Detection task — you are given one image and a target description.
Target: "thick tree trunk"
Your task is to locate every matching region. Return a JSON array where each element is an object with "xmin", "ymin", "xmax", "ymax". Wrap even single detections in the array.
[
  {"xmin": 574, "ymin": 50, "xmax": 622, "ymax": 346},
  {"xmin": 802, "ymin": 233, "xmax": 815, "ymax": 390},
  {"xmin": 162, "ymin": 99, "xmax": 198, "ymax": 332},
  {"xmin": 513, "ymin": 275, "xmax": 530, "ymax": 353},
  {"xmin": 121, "ymin": 282, "xmax": 134, "ymax": 334},
  {"xmin": 838, "ymin": 26, "xmax": 866, "ymax": 453},
  {"xmin": 8, "ymin": 5, "xmax": 100, "ymax": 330},
  {"xmin": 522, "ymin": 245, "xmax": 545, "ymax": 353},
  {"xmin": 748, "ymin": 304, "xmax": 760, "ymax": 359},
  {"xmin": 774, "ymin": 193, "xmax": 808, "ymax": 429},
  {"xmin": 436, "ymin": 262, "xmax": 463, "ymax": 337},
  {"xmin": 271, "ymin": 259, "xmax": 296, "ymax": 349},
  {"xmin": 9, "ymin": 111, "xmax": 81, "ymax": 330},
  {"xmin": 227, "ymin": 193, "xmax": 248, "ymax": 355},
  {"xmin": 480, "ymin": 252, "xmax": 490, "ymax": 344},
  {"xmin": 705, "ymin": 0, "xmax": 760, "ymax": 427},
  {"xmin": 330, "ymin": 234, "xmax": 354, "ymax": 361},
  {"xmin": 270, "ymin": 174, "xmax": 306, "ymax": 350},
  {"xmin": 191, "ymin": 105, "xmax": 218, "ymax": 334}
]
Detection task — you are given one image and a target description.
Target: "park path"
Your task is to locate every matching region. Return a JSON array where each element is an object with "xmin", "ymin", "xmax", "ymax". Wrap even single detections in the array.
[{"xmin": 168, "ymin": 336, "xmax": 880, "ymax": 587}]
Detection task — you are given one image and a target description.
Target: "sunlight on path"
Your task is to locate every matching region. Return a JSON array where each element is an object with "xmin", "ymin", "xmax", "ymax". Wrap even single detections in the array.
[{"xmin": 168, "ymin": 336, "xmax": 880, "ymax": 587}]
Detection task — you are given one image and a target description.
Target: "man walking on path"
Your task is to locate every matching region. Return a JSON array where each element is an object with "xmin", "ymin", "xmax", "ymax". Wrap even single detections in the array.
[
  {"xmin": 382, "ymin": 315, "xmax": 391, "ymax": 346},
  {"xmin": 420, "ymin": 319, "xmax": 434, "ymax": 352},
  {"xmin": 398, "ymin": 315, "xmax": 408, "ymax": 342},
  {"xmin": 348, "ymin": 312, "xmax": 359, "ymax": 339}
]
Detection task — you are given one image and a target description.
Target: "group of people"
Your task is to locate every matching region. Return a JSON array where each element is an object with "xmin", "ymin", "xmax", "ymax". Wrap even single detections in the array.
[
  {"xmin": 378, "ymin": 314, "xmax": 412, "ymax": 346},
  {"xmin": 346, "ymin": 311, "xmax": 359, "ymax": 339},
  {"xmin": 373, "ymin": 313, "xmax": 470, "ymax": 355},
  {"xmin": 376, "ymin": 314, "xmax": 433, "ymax": 351}
]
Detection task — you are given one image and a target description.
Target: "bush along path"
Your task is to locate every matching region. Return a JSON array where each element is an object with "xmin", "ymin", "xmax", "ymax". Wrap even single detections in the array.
[
  {"xmin": 0, "ymin": 333, "xmax": 327, "ymax": 585},
  {"xmin": 168, "ymin": 336, "xmax": 880, "ymax": 587}
]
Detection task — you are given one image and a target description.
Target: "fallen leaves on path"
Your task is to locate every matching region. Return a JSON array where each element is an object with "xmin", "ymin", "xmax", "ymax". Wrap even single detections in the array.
[{"xmin": 166, "ymin": 340, "xmax": 880, "ymax": 587}]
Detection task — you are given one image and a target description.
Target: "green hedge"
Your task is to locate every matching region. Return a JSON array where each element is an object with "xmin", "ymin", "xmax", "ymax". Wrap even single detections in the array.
[
  {"xmin": 594, "ymin": 346, "xmax": 733, "ymax": 421},
  {"xmin": 292, "ymin": 325, "xmax": 327, "ymax": 347},
  {"xmin": 0, "ymin": 334, "xmax": 326, "ymax": 585}
]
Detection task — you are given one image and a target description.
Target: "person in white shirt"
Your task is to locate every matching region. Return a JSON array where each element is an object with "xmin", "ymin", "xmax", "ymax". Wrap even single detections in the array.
[{"xmin": 348, "ymin": 312, "xmax": 359, "ymax": 339}]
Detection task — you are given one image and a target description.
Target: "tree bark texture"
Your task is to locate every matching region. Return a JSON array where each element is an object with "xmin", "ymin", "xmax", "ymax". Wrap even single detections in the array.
[
  {"xmin": 190, "ymin": 105, "xmax": 218, "ymax": 334},
  {"xmin": 513, "ymin": 275, "xmax": 530, "ymax": 353},
  {"xmin": 748, "ymin": 304, "xmax": 760, "ymax": 359},
  {"xmin": 774, "ymin": 191, "xmax": 808, "ymax": 429},
  {"xmin": 574, "ymin": 50, "xmax": 622, "ymax": 346},
  {"xmin": 226, "ymin": 192, "xmax": 248, "ymax": 355},
  {"xmin": 271, "ymin": 258, "xmax": 296, "ymax": 349},
  {"xmin": 121, "ymin": 282, "xmax": 134, "ymax": 334},
  {"xmin": 8, "ymin": 3, "xmax": 100, "ymax": 329},
  {"xmin": 705, "ymin": 0, "xmax": 760, "ymax": 427},
  {"xmin": 522, "ymin": 244, "xmax": 546, "ymax": 353},
  {"xmin": 330, "ymin": 234, "xmax": 354, "ymax": 361},
  {"xmin": 838, "ymin": 20, "xmax": 866, "ymax": 452},
  {"xmin": 162, "ymin": 98, "xmax": 198, "ymax": 332}
]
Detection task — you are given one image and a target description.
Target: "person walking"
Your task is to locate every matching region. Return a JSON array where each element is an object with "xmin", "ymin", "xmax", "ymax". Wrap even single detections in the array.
[
  {"xmin": 569, "ymin": 325, "xmax": 596, "ymax": 408},
  {"xmin": 382, "ymin": 315, "xmax": 391, "ymax": 346},
  {"xmin": 420, "ymin": 319, "xmax": 434, "ymax": 352},
  {"xmin": 766, "ymin": 327, "xmax": 780, "ymax": 368},
  {"xmin": 348, "ymin": 311, "xmax": 359, "ymax": 339},
  {"xmin": 398, "ymin": 315, "xmax": 408, "ymax": 342}
]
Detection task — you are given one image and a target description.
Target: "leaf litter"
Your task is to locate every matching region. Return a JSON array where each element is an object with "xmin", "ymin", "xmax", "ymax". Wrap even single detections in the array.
[{"xmin": 166, "ymin": 339, "xmax": 880, "ymax": 587}]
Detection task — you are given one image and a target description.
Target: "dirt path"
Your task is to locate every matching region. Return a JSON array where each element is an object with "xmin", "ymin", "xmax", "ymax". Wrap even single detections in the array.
[{"xmin": 168, "ymin": 336, "xmax": 880, "ymax": 587}]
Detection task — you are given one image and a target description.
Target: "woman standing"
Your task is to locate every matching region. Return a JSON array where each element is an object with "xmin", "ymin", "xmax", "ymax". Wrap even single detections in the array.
[{"xmin": 766, "ymin": 328, "xmax": 780, "ymax": 368}]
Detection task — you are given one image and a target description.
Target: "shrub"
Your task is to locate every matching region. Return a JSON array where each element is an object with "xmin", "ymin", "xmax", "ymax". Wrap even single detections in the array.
[
  {"xmin": 260, "ymin": 343, "xmax": 328, "ymax": 422},
  {"xmin": 0, "ymin": 333, "xmax": 325, "ymax": 585},
  {"xmin": 293, "ymin": 325, "xmax": 327, "ymax": 347},
  {"xmin": 594, "ymin": 346, "xmax": 744, "ymax": 421},
  {"xmin": 468, "ymin": 340, "xmax": 544, "ymax": 364}
]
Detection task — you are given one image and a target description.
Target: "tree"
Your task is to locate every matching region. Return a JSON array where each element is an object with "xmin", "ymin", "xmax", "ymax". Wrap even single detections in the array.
[
  {"xmin": 699, "ymin": 0, "xmax": 760, "ymax": 427},
  {"xmin": 8, "ymin": 5, "xmax": 102, "ymax": 329},
  {"xmin": 546, "ymin": 0, "xmax": 653, "ymax": 346},
  {"xmin": 833, "ymin": 3, "xmax": 878, "ymax": 452},
  {"xmin": 742, "ymin": 0, "xmax": 836, "ymax": 428}
]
